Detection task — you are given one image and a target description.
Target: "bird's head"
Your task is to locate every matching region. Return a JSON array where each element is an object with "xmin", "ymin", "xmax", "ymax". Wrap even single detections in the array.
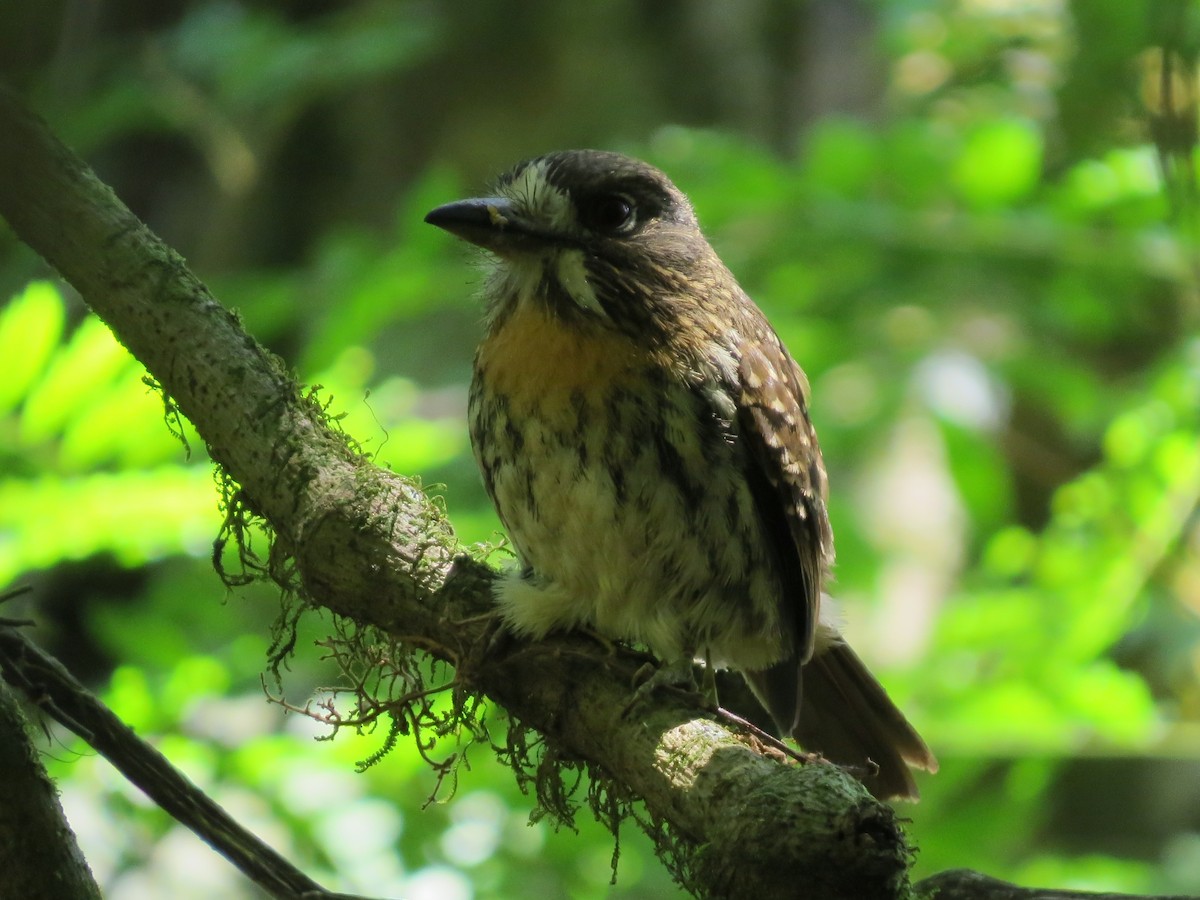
[{"xmin": 425, "ymin": 150, "xmax": 731, "ymax": 338}]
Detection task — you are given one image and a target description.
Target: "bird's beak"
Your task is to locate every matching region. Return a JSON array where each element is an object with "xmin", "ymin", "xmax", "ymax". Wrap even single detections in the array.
[{"xmin": 424, "ymin": 197, "xmax": 548, "ymax": 255}]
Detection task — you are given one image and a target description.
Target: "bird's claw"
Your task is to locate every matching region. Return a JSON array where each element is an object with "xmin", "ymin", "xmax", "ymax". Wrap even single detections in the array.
[{"xmin": 621, "ymin": 656, "xmax": 717, "ymax": 720}]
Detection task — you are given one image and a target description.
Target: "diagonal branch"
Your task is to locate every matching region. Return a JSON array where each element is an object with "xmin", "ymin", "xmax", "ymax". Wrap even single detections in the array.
[
  {"xmin": 0, "ymin": 620, "xmax": 360, "ymax": 899},
  {"xmin": 0, "ymin": 649, "xmax": 102, "ymax": 899},
  {"xmin": 913, "ymin": 869, "xmax": 1193, "ymax": 900}
]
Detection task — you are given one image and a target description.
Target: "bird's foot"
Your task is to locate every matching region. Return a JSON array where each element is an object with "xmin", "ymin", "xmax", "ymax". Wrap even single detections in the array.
[
  {"xmin": 577, "ymin": 624, "xmax": 620, "ymax": 655},
  {"xmin": 464, "ymin": 609, "xmax": 518, "ymax": 658},
  {"xmin": 622, "ymin": 654, "xmax": 717, "ymax": 720}
]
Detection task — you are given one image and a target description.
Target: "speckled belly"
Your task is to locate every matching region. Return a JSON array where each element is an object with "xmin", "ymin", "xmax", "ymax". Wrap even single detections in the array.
[{"xmin": 468, "ymin": 361, "xmax": 787, "ymax": 670}]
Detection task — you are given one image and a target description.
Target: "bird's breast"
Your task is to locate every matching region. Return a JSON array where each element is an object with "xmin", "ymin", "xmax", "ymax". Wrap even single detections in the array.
[
  {"xmin": 473, "ymin": 298, "xmax": 648, "ymax": 415},
  {"xmin": 468, "ymin": 296, "xmax": 786, "ymax": 669}
]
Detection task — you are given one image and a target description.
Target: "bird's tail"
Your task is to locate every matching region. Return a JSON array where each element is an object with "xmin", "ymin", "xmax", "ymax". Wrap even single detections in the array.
[{"xmin": 790, "ymin": 640, "xmax": 937, "ymax": 801}]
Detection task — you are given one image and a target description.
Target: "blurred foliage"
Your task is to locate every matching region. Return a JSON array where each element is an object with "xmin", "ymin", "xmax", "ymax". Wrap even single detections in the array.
[{"xmin": 3, "ymin": 0, "xmax": 1200, "ymax": 897}]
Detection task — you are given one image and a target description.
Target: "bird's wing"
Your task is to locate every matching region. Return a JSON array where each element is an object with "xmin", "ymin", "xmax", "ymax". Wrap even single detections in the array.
[{"xmin": 734, "ymin": 326, "xmax": 833, "ymax": 665}]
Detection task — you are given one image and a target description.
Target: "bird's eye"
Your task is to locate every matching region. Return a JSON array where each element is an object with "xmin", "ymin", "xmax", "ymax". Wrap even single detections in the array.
[{"xmin": 578, "ymin": 193, "xmax": 637, "ymax": 235}]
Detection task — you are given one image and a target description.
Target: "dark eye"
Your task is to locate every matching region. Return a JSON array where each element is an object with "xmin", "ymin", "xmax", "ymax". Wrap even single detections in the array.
[{"xmin": 578, "ymin": 192, "xmax": 637, "ymax": 235}]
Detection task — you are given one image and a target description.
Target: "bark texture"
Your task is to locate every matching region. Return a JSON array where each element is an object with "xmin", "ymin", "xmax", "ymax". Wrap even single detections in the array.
[{"xmin": 0, "ymin": 675, "xmax": 102, "ymax": 899}]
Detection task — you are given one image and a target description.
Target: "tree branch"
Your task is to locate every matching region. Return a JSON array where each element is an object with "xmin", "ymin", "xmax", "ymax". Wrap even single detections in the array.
[
  {"xmin": 0, "ymin": 619, "xmax": 367, "ymax": 899},
  {"xmin": 0, "ymin": 84, "xmax": 1180, "ymax": 900},
  {"xmin": 913, "ymin": 869, "xmax": 1193, "ymax": 900},
  {"xmin": 0, "ymin": 652, "xmax": 102, "ymax": 899}
]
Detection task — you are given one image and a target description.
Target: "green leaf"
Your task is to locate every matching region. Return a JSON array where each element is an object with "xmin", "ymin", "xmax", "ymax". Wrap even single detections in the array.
[
  {"xmin": 803, "ymin": 118, "xmax": 880, "ymax": 197},
  {"xmin": 953, "ymin": 118, "xmax": 1043, "ymax": 209},
  {"xmin": 0, "ymin": 281, "xmax": 65, "ymax": 414},
  {"xmin": 20, "ymin": 316, "xmax": 135, "ymax": 445},
  {"xmin": 0, "ymin": 468, "xmax": 219, "ymax": 587}
]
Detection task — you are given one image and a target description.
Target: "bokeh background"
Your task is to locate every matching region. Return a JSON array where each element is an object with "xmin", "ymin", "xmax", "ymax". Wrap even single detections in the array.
[{"xmin": 3, "ymin": 0, "xmax": 1200, "ymax": 897}]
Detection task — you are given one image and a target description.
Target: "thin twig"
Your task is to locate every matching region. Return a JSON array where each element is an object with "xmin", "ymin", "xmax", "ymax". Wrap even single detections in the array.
[{"xmin": 0, "ymin": 623, "xmax": 371, "ymax": 900}]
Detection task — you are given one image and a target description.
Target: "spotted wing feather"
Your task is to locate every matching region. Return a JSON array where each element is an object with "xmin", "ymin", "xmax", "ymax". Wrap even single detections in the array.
[{"xmin": 733, "ymin": 321, "xmax": 833, "ymax": 733}]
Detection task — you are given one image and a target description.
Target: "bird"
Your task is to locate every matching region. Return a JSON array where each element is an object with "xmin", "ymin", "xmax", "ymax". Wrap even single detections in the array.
[{"xmin": 425, "ymin": 149, "xmax": 937, "ymax": 800}]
